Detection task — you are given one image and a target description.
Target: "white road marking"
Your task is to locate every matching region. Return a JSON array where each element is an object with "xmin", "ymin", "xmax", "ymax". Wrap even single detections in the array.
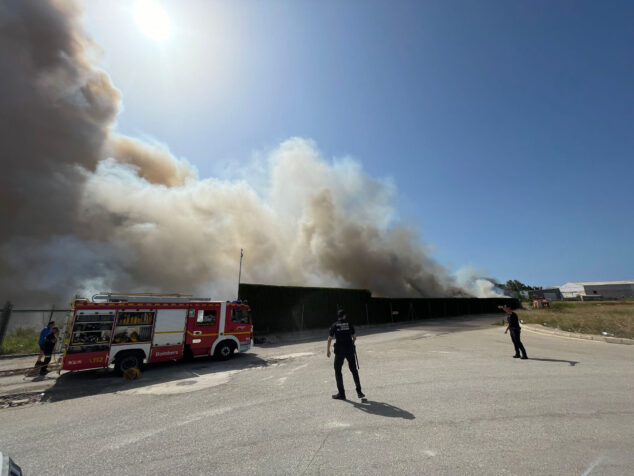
[
  {"xmin": 289, "ymin": 363, "xmax": 309, "ymax": 373},
  {"xmin": 103, "ymin": 406, "xmax": 233, "ymax": 451},
  {"xmin": 277, "ymin": 377, "xmax": 287, "ymax": 385},
  {"xmin": 272, "ymin": 352, "xmax": 314, "ymax": 360},
  {"xmin": 325, "ymin": 421, "xmax": 350, "ymax": 428},
  {"xmin": 582, "ymin": 455, "xmax": 606, "ymax": 476}
]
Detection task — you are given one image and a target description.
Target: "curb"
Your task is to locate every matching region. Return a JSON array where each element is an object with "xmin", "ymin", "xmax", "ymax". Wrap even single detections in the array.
[
  {"xmin": 0, "ymin": 353, "xmax": 39, "ymax": 360},
  {"xmin": 522, "ymin": 324, "xmax": 634, "ymax": 345}
]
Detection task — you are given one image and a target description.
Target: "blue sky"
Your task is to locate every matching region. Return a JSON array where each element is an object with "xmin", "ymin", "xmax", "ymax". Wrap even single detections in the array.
[{"xmin": 83, "ymin": 0, "xmax": 633, "ymax": 287}]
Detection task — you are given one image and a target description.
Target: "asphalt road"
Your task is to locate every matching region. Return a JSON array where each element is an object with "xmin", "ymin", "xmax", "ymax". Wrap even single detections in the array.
[{"xmin": 1, "ymin": 315, "xmax": 632, "ymax": 475}]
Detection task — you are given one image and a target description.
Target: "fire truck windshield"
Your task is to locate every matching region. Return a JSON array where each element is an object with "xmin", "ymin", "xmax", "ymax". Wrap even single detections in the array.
[{"xmin": 231, "ymin": 308, "xmax": 250, "ymax": 324}]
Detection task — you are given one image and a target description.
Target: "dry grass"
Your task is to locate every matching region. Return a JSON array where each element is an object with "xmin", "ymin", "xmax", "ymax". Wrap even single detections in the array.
[
  {"xmin": 515, "ymin": 301, "xmax": 634, "ymax": 339},
  {"xmin": 1, "ymin": 327, "xmax": 40, "ymax": 354}
]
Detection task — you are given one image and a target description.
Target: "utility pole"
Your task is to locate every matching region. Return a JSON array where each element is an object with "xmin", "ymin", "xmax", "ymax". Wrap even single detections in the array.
[
  {"xmin": 0, "ymin": 302, "xmax": 13, "ymax": 354},
  {"xmin": 237, "ymin": 248, "xmax": 244, "ymax": 300}
]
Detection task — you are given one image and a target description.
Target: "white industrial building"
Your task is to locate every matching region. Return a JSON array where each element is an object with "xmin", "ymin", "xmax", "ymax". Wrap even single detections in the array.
[{"xmin": 559, "ymin": 281, "xmax": 634, "ymax": 299}]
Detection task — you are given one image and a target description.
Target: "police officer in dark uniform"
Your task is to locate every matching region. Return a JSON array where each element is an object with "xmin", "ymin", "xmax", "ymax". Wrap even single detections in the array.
[
  {"xmin": 327, "ymin": 309, "xmax": 365, "ymax": 400},
  {"xmin": 500, "ymin": 305, "xmax": 528, "ymax": 359}
]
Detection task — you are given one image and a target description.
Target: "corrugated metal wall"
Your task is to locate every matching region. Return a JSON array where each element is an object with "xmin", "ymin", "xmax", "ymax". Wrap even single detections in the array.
[{"xmin": 239, "ymin": 283, "xmax": 518, "ymax": 334}]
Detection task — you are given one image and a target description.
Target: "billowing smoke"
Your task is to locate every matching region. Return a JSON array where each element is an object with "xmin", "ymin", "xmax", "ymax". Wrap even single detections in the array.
[
  {"xmin": 0, "ymin": 0, "xmax": 496, "ymax": 304},
  {"xmin": 455, "ymin": 268, "xmax": 506, "ymax": 298}
]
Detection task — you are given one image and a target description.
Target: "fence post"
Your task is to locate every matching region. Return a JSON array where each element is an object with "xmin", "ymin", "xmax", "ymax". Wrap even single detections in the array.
[
  {"xmin": 48, "ymin": 305, "xmax": 55, "ymax": 325},
  {"xmin": 0, "ymin": 301, "xmax": 13, "ymax": 353},
  {"xmin": 300, "ymin": 303, "xmax": 304, "ymax": 331}
]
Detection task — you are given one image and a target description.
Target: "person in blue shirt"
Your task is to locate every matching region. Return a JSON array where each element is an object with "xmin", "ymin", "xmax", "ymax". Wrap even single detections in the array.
[{"xmin": 34, "ymin": 321, "xmax": 55, "ymax": 367}]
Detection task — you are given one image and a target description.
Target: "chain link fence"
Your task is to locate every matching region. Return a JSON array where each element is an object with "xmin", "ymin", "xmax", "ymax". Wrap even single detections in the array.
[{"xmin": 0, "ymin": 302, "xmax": 71, "ymax": 355}]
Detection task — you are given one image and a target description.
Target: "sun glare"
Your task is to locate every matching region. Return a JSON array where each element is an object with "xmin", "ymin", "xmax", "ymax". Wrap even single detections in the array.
[{"xmin": 134, "ymin": 0, "xmax": 171, "ymax": 41}]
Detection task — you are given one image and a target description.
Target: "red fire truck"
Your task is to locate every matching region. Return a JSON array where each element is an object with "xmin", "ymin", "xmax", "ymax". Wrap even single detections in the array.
[{"xmin": 62, "ymin": 293, "xmax": 253, "ymax": 374}]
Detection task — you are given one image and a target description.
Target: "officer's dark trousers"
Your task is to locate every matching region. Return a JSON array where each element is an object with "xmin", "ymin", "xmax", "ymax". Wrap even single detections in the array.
[
  {"xmin": 334, "ymin": 351, "xmax": 361, "ymax": 396},
  {"xmin": 509, "ymin": 328, "xmax": 527, "ymax": 357},
  {"xmin": 39, "ymin": 354, "xmax": 52, "ymax": 375}
]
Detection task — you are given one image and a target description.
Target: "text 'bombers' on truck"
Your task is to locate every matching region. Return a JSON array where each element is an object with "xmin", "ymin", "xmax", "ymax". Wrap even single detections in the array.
[{"xmin": 62, "ymin": 293, "xmax": 253, "ymax": 374}]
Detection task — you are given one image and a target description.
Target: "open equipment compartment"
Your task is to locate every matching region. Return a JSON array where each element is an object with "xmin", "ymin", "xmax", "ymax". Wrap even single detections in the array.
[
  {"xmin": 113, "ymin": 310, "xmax": 155, "ymax": 343},
  {"xmin": 67, "ymin": 310, "xmax": 115, "ymax": 354}
]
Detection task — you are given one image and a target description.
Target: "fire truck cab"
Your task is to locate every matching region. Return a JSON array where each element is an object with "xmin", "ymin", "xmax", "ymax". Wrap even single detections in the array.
[{"xmin": 62, "ymin": 293, "xmax": 253, "ymax": 374}]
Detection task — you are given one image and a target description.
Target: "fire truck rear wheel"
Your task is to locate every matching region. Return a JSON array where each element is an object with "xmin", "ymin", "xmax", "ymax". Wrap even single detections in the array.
[
  {"xmin": 115, "ymin": 352, "xmax": 144, "ymax": 375},
  {"xmin": 214, "ymin": 341, "xmax": 235, "ymax": 360}
]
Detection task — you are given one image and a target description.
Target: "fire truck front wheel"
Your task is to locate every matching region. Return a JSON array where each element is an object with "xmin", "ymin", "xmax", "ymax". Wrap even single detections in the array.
[
  {"xmin": 214, "ymin": 341, "xmax": 235, "ymax": 360},
  {"xmin": 115, "ymin": 351, "xmax": 144, "ymax": 375}
]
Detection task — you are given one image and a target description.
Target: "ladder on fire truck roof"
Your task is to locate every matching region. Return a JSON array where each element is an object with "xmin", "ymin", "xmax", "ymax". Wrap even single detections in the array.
[{"xmin": 91, "ymin": 293, "xmax": 212, "ymax": 303}]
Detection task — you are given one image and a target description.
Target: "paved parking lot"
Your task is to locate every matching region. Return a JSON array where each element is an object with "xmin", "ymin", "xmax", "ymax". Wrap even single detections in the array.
[{"xmin": 1, "ymin": 315, "xmax": 632, "ymax": 475}]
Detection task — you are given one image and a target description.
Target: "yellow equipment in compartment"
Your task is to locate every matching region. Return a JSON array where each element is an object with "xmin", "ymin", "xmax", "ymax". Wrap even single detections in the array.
[{"xmin": 119, "ymin": 312, "xmax": 153, "ymax": 325}]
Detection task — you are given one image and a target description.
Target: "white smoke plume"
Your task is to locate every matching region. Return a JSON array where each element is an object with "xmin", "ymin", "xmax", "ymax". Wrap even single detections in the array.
[
  {"xmin": 455, "ymin": 267, "xmax": 506, "ymax": 298},
  {"xmin": 0, "ymin": 0, "xmax": 498, "ymax": 304}
]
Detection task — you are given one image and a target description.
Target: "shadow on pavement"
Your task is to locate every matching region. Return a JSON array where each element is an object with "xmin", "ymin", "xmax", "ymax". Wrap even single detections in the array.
[
  {"xmin": 529, "ymin": 357, "xmax": 579, "ymax": 366},
  {"xmin": 41, "ymin": 353, "xmax": 269, "ymax": 403},
  {"xmin": 346, "ymin": 399, "xmax": 416, "ymax": 419}
]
